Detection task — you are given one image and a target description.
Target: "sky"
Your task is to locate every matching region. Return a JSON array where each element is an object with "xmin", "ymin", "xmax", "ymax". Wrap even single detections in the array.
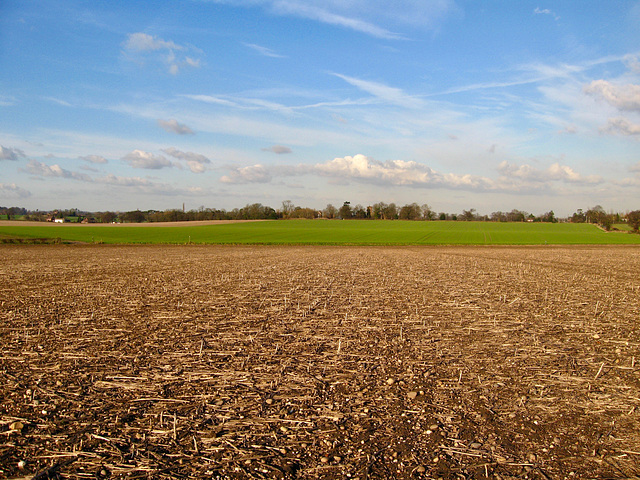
[{"xmin": 1, "ymin": 1, "xmax": 639, "ymax": 217}]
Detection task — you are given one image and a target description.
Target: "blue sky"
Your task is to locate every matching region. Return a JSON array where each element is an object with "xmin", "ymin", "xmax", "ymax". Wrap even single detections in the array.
[{"xmin": 1, "ymin": 1, "xmax": 639, "ymax": 216}]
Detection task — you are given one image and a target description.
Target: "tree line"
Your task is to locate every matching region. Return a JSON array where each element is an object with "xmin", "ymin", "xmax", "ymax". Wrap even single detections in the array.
[{"xmin": 2, "ymin": 202, "xmax": 639, "ymax": 233}]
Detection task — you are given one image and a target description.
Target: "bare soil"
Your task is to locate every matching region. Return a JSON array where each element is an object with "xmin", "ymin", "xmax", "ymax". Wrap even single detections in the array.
[{"xmin": 1, "ymin": 245, "xmax": 639, "ymax": 480}]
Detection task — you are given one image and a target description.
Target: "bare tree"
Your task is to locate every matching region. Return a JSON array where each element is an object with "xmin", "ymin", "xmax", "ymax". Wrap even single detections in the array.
[
  {"xmin": 281, "ymin": 200, "xmax": 295, "ymax": 219},
  {"xmin": 323, "ymin": 204, "xmax": 337, "ymax": 219}
]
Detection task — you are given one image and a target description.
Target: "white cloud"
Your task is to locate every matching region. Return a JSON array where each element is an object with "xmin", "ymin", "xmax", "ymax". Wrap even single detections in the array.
[
  {"xmin": 95, "ymin": 174, "xmax": 157, "ymax": 187},
  {"xmin": 497, "ymin": 161, "xmax": 603, "ymax": 185},
  {"xmin": 311, "ymin": 154, "xmax": 494, "ymax": 189},
  {"xmin": 0, "ymin": 183, "xmax": 31, "ymax": 198},
  {"xmin": 24, "ymin": 159, "xmax": 92, "ymax": 181},
  {"xmin": 219, "ymin": 154, "xmax": 608, "ymax": 195},
  {"xmin": 533, "ymin": 7, "xmax": 559, "ymax": 20},
  {"xmin": 584, "ymin": 80, "xmax": 640, "ymax": 112},
  {"xmin": 220, "ymin": 164, "xmax": 272, "ymax": 183},
  {"xmin": 123, "ymin": 32, "xmax": 183, "ymax": 52},
  {"xmin": 333, "ymin": 73, "xmax": 423, "ymax": 109},
  {"xmin": 185, "ymin": 57, "xmax": 200, "ymax": 67},
  {"xmin": 630, "ymin": 161, "xmax": 640, "ymax": 173},
  {"xmin": 0, "ymin": 145, "xmax": 26, "ymax": 161},
  {"xmin": 208, "ymin": 0, "xmax": 457, "ymax": 37},
  {"xmin": 262, "ymin": 145, "xmax": 292, "ymax": 154},
  {"xmin": 158, "ymin": 119, "xmax": 195, "ymax": 135},
  {"xmin": 122, "ymin": 32, "xmax": 201, "ymax": 75},
  {"xmin": 0, "ymin": 95, "xmax": 16, "ymax": 106},
  {"xmin": 600, "ymin": 117, "xmax": 640, "ymax": 136},
  {"xmin": 122, "ymin": 150, "xmax": 173, "ymax": 169},
  {"xmin": 79, "ymin": 154, "xmax": 108, "ymax": 164},
  {"xmin": 271, "ymin": 2, "xmax": 397, "ymax": 39},
  {"xmin": 243, "ymin": 43, "xmax": 286, "ymax": 58},
  {"xmin": 162, "ymin": 147, "xmax": 211, "ymax": 173}
]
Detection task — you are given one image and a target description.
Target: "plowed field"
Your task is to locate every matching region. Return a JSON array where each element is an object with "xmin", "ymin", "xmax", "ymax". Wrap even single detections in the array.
[{"xmin": 1, "ymin": 245, "xmax": 639, "ymax": 479}]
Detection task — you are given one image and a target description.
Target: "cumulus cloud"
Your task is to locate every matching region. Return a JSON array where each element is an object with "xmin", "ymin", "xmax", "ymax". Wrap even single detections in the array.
[
  {"xmin": 584, "ymin": 80, "xmax": 640, "ymax": 112},
  {"xmin": 600, "ymin": 117, "xmax": 640, "ymax": 136},
  {"xmin": 0, "ymin": 145, "xmax": 26, "ymax": 161},
  {"xmin": 219, "ymin": 154, "xmax": 608, "ymax": 194},
  {"xmin": 122, "ymin": 32, "xmax": 200, "ymax": 75},
  {"xmin": 25, "ymin": 159, "xmax": 92, "ymax": 181},
  {"xmin": 220, "ymin": 164, "xmax": 272, "ymax": 184},
  {"xmin": 162, "ymin": 147, "xmax": 211, "ymax": 173},
  {"xmin": 0, "ymin": 183, "xmax": 31, "ymax": 198},
  {"xmin": 262, "ymin": 145, "xmax": 292, "ymax": 154},
  {"xmin": 497, "ymin": 161, "xmax": 602, "ymax": 184},
  {"xmin": 311, "ymin": 154, "xmax": 494, "ymax": 189},
  {"xmin": 158, "ymin": 119, "xmax": 195, "ymax": 135},
  {"xmin": 122, "ymin": 150, "xmax": 173, "ymax": 169},
  {"xmin": 220, "ymin": 154, "xmax": 494, "ymax": 190},
  {"xmin": 79, "ymin": 154, "xmax": 108, "ymax": 164}
]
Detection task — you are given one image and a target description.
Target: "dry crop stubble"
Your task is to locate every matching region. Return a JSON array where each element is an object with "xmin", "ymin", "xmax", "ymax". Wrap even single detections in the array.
[{"xmin": 0, "ymin": 245, "xmax": 639, "ymax": 479}]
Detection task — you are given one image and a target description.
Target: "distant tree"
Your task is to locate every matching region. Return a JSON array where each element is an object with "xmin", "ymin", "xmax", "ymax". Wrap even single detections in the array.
[
  {"xmin": 352, "ymin": 204, "xmax": 368, "ymax": 219},
  {"xmin": 399, "ymin": 203, "xmax": 421, "ymax": 220},
  {"xmin": 421, "ymin": 204, "xmax": 434, "ymax": 220},
  {"xmin": 338, "ymin": 201, "xmax": 352, "ymax": 219},
  {"xmin": 461, "ymin": 208, "xmax": 476, "ymax": 221},
  {"xmin": 372, "ymin": 202, "xmax": 386, "ymax": 220},
  {"xmin": 506, "ymin": 209, "xmax": 526, "ymax": 222},
  {"xmin": 490, "ymin": 211, "xmax": 506, "ymax": 222},
  {"xmin": 571, "ymin": 208, "xmax": 586, "ymax": 223},
  {"xmin": 290, "ymin": 207, "xmax": 318, "ymax": 219},
  {"xmin": 323, "ymin": 204, "xmax": 337, "ymax": 219},
  {"xmin": 585, "ymin": 205, "xmax": 614, "ymax": 230},
  {"xmin": 121, "ymin": 210, "xmax": 147, "ymax": 223},
  {"xmin": 281, "ymin": 200, "xmax": 295, "ymax": 218},
  {"xmin": 626, "ymin": 210, "xmax": 640, "ymax": 233},
  {"xmin": 439, "ymin": 212, "xmax": 446, "ymax": 221},
  {"xmin": 98, "ymin": 211, "xmax": 117, "ymax": 223},
  {"xmin": 540, "ymin": 210, "xmax": 558, "ymax": 223},
  {"xmin": 382, "ymin": 203, "xmax": 398, "ymax": 220}
]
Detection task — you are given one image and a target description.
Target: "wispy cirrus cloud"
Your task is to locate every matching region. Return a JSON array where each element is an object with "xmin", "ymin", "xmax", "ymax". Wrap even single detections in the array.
[
  {"xmin": 243, "ymin": 42, "xmax": 286, "ymax": 58},
  {"xmin": 158, "ymin": 119, "xmax": 195, "ymax": 135},
  {"xmin": 533, "ymin": 7, "xmax": 559, "ymax": 21},
  {"xmin": 333, "ymin": 73, "xmax": 423, "ymax": 109},
  {"xmin": 207, "ymin": 0, "xmax": 457, "ymax": 38}
]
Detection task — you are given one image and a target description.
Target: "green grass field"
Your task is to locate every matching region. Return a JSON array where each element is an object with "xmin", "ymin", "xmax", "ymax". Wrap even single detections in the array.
[{"xmin": 1, "ymin": 220, "xmax": 640, "ymax": 245}]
